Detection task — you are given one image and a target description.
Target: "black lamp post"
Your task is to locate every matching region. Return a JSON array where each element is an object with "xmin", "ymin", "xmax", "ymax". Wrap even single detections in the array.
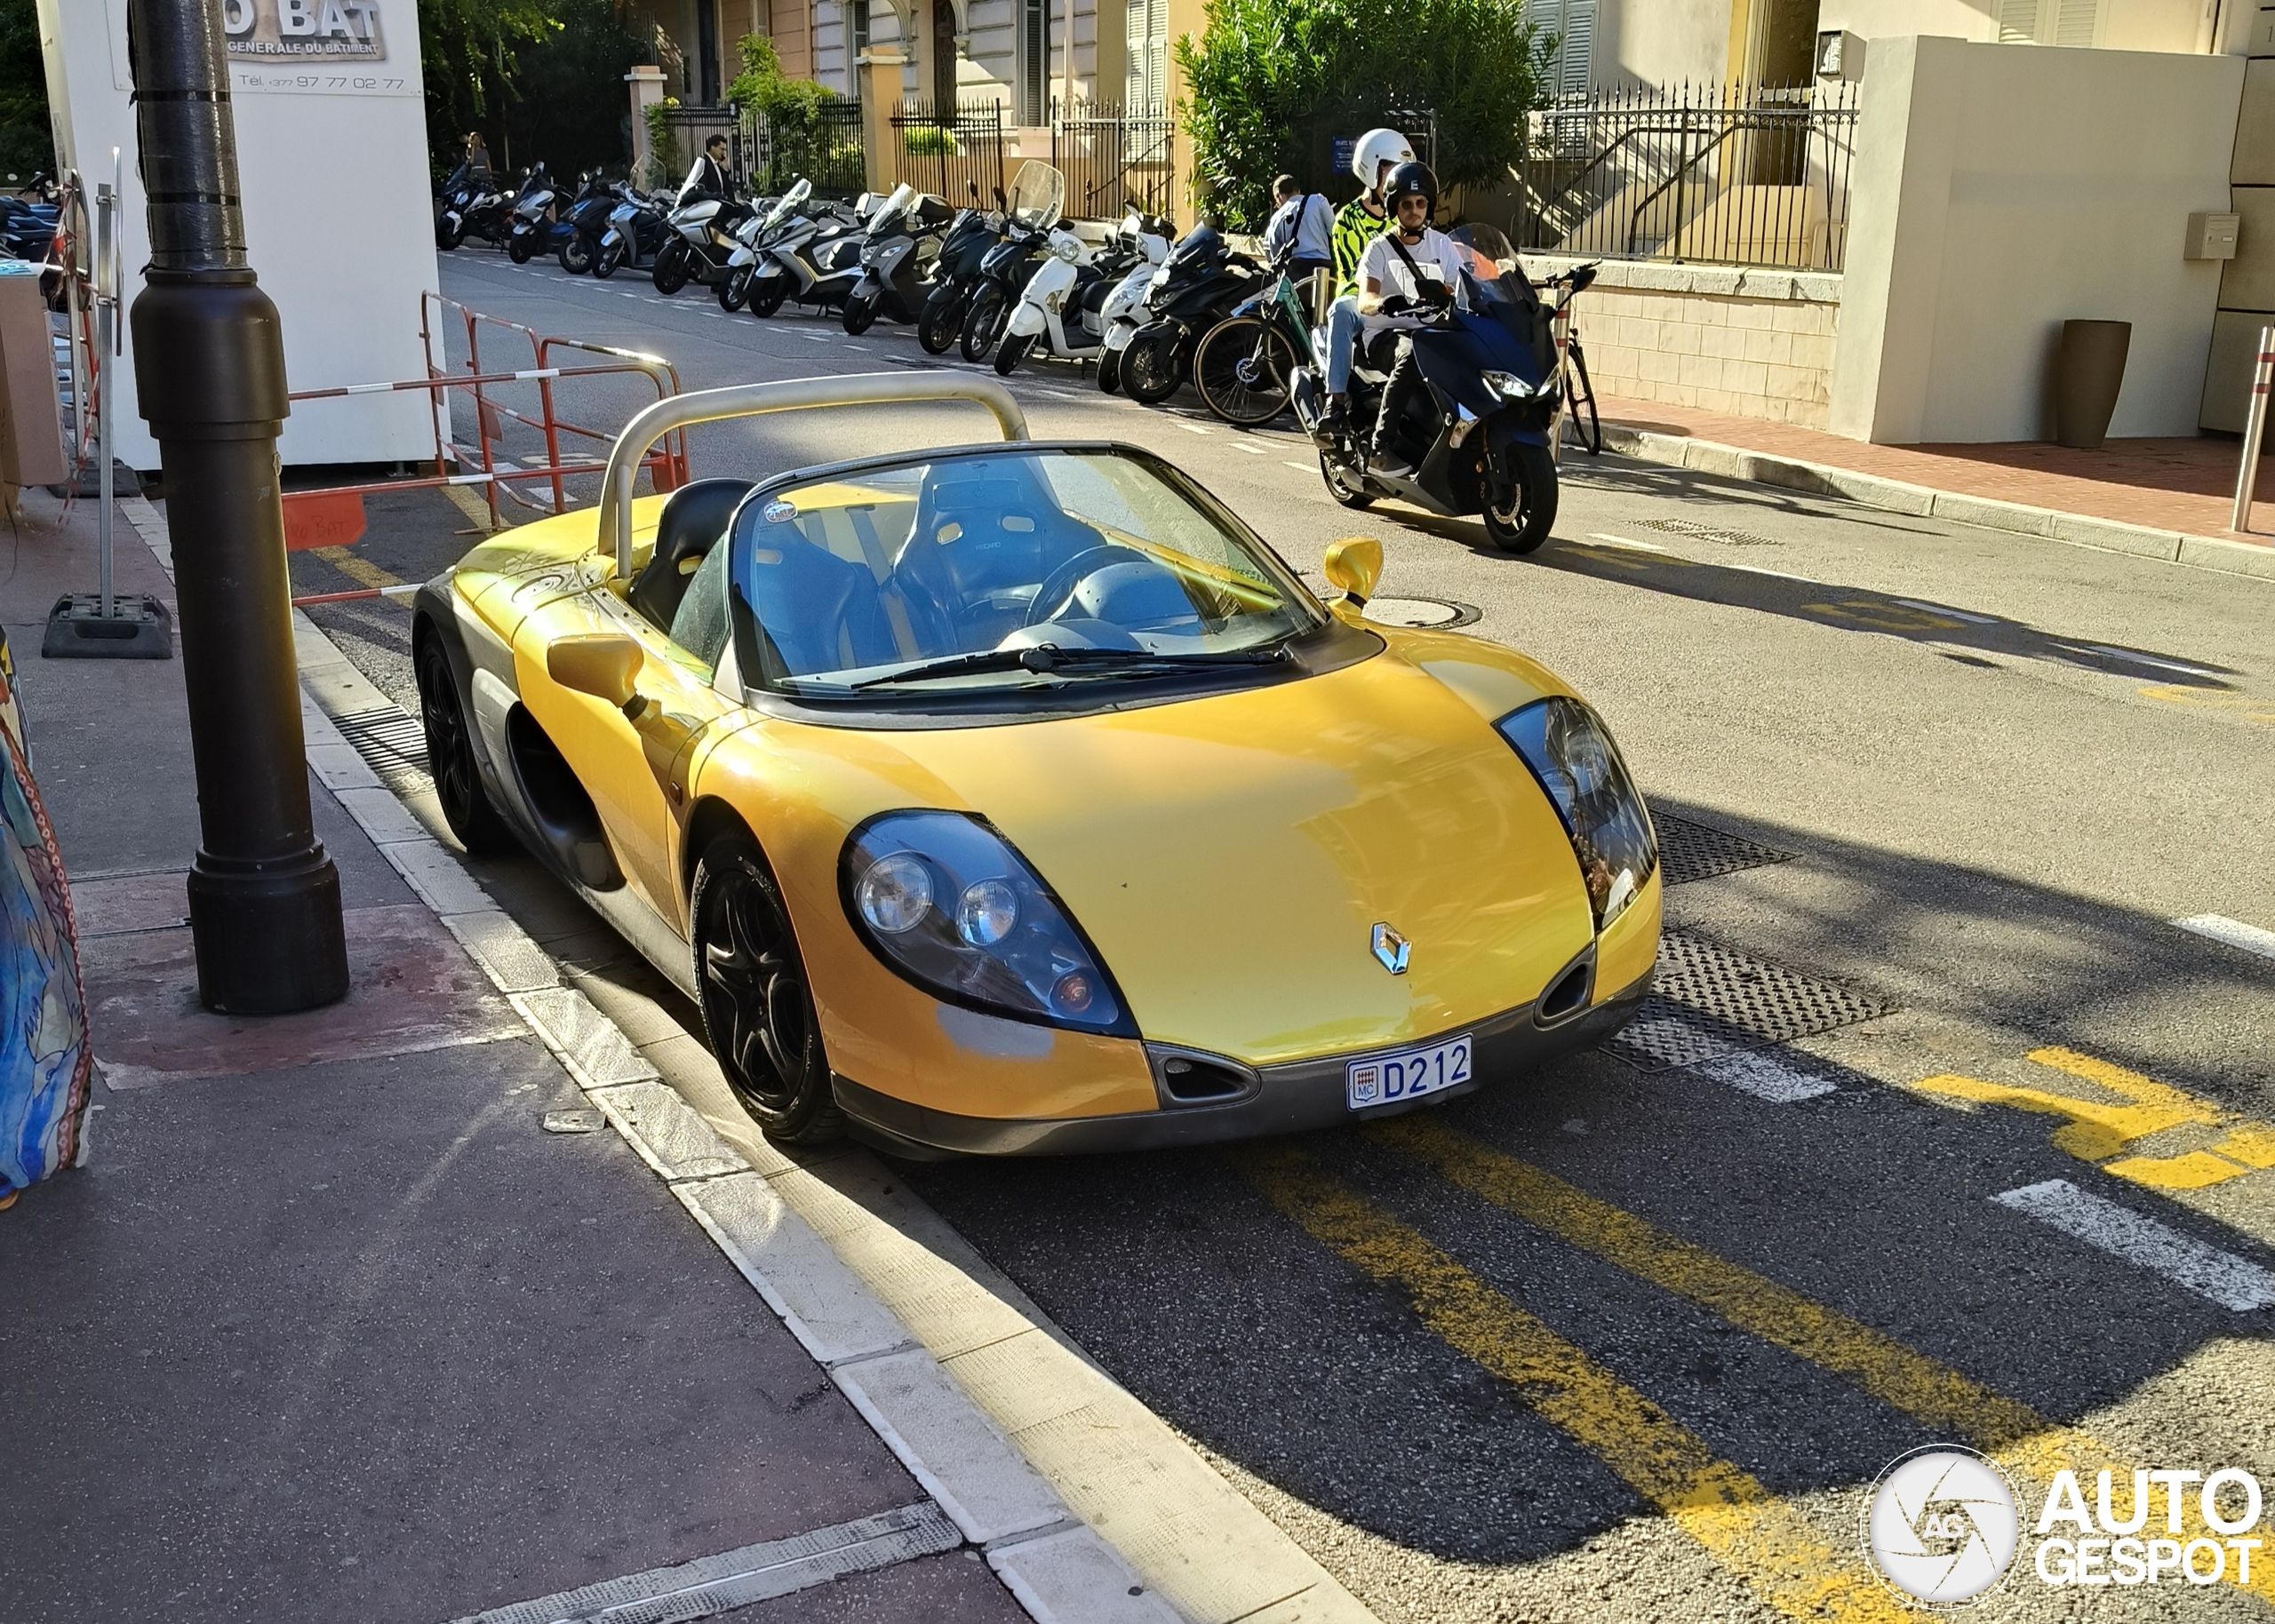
[{"xmin": 127, "ymin": 0, "xmax": 349, "ymax": 1015}]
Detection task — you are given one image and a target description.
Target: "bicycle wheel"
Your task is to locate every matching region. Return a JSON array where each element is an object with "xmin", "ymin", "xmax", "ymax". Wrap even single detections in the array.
[
  {"xmin": 1193, "ymin": 316, "xmax": 1297, "ymax": 427},
  {"xmin": 1564, "ymin": 338, "xmax": 1602, "ymax": 457}
]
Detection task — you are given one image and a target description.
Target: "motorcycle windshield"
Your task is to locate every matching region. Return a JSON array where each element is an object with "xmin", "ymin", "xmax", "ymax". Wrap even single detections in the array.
[
  {"xmin": 1165, "ymin": 225, "xmax": 1222, "ymax": 269},
  {"xmin": 762, "ymin": 177, "xmax": 814, "ymax": 229},
  {"xmin": 867, "ymin": 183, "xmax": 917, "ymax": 236},
  {"xmin": 1004, "ymin": 162, "xmax": 1066, "ymax": 230}
]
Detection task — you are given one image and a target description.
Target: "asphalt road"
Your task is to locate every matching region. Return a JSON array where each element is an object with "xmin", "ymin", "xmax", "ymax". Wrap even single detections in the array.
[{"xmin": 287, "ymin": 249, "xmax": 2275, "ymax": 1623}]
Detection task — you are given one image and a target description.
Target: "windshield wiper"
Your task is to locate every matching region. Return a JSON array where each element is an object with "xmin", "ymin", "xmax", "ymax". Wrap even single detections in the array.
[{"xmin": 842, "ymin": 641, "xmax": 1290, "ymax": 691}]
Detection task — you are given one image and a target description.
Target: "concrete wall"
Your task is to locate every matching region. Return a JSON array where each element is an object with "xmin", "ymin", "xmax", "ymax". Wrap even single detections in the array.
[
  {"xmin": 41, "ymin": 0, "xmax": 437, "ymax": 471},
  {"xmin": 1588, "ymin": 0, "xmax": 1734, "ymax": 92},
  {"xmin": 1530, "ymin": 255, "xmax": 1843, "ymax": 427},
  {"xmin": 1829, "ymin": 36, "xmax": 2242, "ymax": 443}
]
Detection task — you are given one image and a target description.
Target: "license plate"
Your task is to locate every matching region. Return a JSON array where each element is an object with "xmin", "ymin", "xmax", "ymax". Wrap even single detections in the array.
[{"xmin": 1346, "ymin": 1035, "xmax": 1473, "ymax": 1111}]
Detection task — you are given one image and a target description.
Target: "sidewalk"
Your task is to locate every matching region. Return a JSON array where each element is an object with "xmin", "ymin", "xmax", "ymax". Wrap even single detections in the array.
[
  {"xmin": 0, "ymin": 493, "xmax": 1033, "ymax": 1624},
  {"xmin": 1592, "ymin": 394, "xmax": 2275, "ymax": 581}
]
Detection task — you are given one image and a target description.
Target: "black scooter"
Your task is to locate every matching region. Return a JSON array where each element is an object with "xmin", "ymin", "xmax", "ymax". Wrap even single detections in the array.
[
  {"xmin": 557, "ymin": 175, "xmax": 619, "ymax": 275},
  {"xmin": 915, "ymin": 190, "xmax": 1006, "ymax": 354},
  {"xmin": 1120, "ymin": 226, "xmax": 1265, "ymax": 405},
  {"xmin": 842, "ymin": 184, "xmax": 953, "ymax": 333},
  {"xmin": 595, "ymin": 187, "xmax": 670, "ymax": 279},
  {"xmin": 954, "ymin": 160, "xmax": 1067, "ymax": 362}
]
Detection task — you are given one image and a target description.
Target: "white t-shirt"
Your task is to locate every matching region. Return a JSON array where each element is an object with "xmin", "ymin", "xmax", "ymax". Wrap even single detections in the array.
[{"xmin": 1357, "ymin": 228, "xmax": 1467, "ymax": 334}]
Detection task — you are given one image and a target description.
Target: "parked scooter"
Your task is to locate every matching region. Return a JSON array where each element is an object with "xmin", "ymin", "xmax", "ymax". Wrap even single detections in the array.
[
  {"xmin": 735, "ymin": 181, "xmax": 874, "ymax": 317},
  {"xmin": 956, "ymin": 161, "xmax": 1066, "ymax": 363},
  {"xmin": 1119, "ymin": 225, "xmax": 1266, "ymax": 405},
  {"xmin": 1288, "ymin": 224, "xmax": 1578, "ymax": 554},
  {"xmin": 842, "ymin": 183, "xmax": 953, "ymax": 334},
  {"xmin": 594, "ymin": 186, "xmax": 670, "ymax": 279},
  {"xmin": 996, "ymin": 211, "xmax": 1168, "ymax": 377},
  {"xmin": 914, "ymin": 187, "xmax": 1005, "ymax": 354},
  {"xmin": 652, "ymin": 174, "xmax": 755, "ymax": 294},
  {"xmin": 556, "ymin": 173, "xmax": 619, "ymax": 275},
  {"xmin": 432, "ymin": 162, "xmax": 496, "ymax": 252},
  {"xmin": 505, "ymin": 164, "xmax": 564, "ymax": 264}
]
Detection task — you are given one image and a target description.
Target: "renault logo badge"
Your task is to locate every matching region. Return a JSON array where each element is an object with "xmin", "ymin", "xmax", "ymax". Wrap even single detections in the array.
[{"xmin": 1370, "ymin": 923, "xmax": 1410, "ymax": 975}]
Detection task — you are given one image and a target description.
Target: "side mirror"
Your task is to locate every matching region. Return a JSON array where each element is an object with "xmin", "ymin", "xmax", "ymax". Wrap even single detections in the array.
[
  {"xmin": 1321, "ymin": 537, "xmax": 1383, "ymax": 607},
  {"xmin": 548, "ymin": 633, "xmax": 644, "ymax": 715}
]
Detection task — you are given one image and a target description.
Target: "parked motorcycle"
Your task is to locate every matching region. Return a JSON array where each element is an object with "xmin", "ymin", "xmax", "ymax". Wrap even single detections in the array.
[
  {"xmin": 996, "ymin": 211, "xmax": 1168, "ymax": 377},
  {"xmin": 505, "ymin": 163, "xmax": 564, "ymax": 264},
  {"xmin": 957, "ymin": 161, "xmax": 1065, "ymax": 363},
  {"xmin": 914, "ymin": 187, "xmax": 1005, "ymax": 354},
  {"xmin": 1289, "ymin": 224, "xmax": 1577, "ymax": 554},
  {"xmin": 432, "ymin": 162, "xmax": 491, "ymax": 251},
  {"xmin": 652, "ymin": 175, "xmax": 755, "ymax": 294},
  {"xmin": 842, "ymin": 183, "xmax": 953, "ymax": 334},
  {"xmin": 733, "ymin": 180, "xmax": 873, "ymax": 317},
  {"xmin": 594, "ymin": 186, "xmax": 670, "ymax": 279},
  {"xmin": 1119, "ymin": 225, "xmax": 1265, "ymax": 406},
  {"xmin": 556, "ymin": 173, "xmax": 619, "ymax": 275},
  {"xmin": 0, "ymin": 179, "xmax": 60, "ymax": 265}
]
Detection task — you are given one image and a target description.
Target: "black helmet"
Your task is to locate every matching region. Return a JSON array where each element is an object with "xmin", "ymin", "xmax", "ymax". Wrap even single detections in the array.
[{"xmin": 1383, "ymin": 161, "xmax": 1439, "ymax": 215}]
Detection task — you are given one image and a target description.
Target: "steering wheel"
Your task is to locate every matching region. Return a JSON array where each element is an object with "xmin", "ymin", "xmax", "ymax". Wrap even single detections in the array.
[{"xmin": 1024, "ymin": 545, "xmax": 1153, "ymax": 628}]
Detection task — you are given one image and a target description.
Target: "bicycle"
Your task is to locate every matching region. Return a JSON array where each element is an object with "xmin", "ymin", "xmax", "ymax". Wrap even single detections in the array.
[
  {"xmin": 1544, "ymin": 264, "xmax": 1602, "ymax": 458},
  {"xmin": 1193, "ymin": 260, "xmax": 1314, "ymax": 427}
]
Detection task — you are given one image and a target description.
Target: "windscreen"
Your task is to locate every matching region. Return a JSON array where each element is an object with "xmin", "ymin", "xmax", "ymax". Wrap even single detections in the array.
[
  {"xmin": 729, "ymin": 449, "xmax": 1322, "ymax": 693},
  {"xmin": 1450, "ymin": 223, "xmax": 1534, "ymax": 309},
  {"xmin": 869, "ymin": 182, "xmax": 917, "ymax": 234},
  {"xmin": 1005, "ymin": 162, "xmax": 1066, "ymax": 231}
]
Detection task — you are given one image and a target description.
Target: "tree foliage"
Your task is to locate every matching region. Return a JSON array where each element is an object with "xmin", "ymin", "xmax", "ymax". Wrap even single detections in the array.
[
  {"xmin": 0, "ymin": 0, "xmax": 54, "ymax": 180},
  {"xmin": 419, "ymin": 0, "xmax": 560, "ymax": 163},
  {"xmin": 726, "ymin": 34, "xmax": 842, "ymax": 192},
  {"xmin": 1177, "ymin": 0, "xmax": 1550, "ymax": 230},
  {"xmin": 422, "ymin": 0, "xmax": 651, "ymax": 176}
]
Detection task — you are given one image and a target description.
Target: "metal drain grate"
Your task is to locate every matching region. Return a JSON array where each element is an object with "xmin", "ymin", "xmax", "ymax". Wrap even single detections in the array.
[
  {"xmin": 1632, "ymin": 518, "xmax": 1779, "ymax": 546},
  {"xmin": 333, "ymin": 705, "xmax": 432, "ymax": 789},
  {"xmin": 1655, "ymin": 814, "xmax": 1796, "ymax": 885},
  {"xmin": 1604, "ymin": 930, "xmax": 1892, "ymax": 1071}
]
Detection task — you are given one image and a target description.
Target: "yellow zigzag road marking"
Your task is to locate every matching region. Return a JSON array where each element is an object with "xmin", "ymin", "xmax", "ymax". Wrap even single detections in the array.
[
  {"xmin": 1911, "ymin": 1046, "xmax": 2275, "ymax": 1190},
  {"xmin": 1241, "ymin": 1146, "xmax": 1915, "ymax": 1624},
  {"xmin": 1371, "ymin": 1117, "xmax": 2275, "ymax": 1611}
]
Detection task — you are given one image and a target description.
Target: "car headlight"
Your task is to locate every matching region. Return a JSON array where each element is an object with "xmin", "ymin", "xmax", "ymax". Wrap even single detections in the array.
[
  {"xmin": 842, "ymin": 811, "xmax": 1132, "ymax": 1034},
  {"xmin": 1497, "ymin": 698, "xmax": 1656, "ymax": 928}
]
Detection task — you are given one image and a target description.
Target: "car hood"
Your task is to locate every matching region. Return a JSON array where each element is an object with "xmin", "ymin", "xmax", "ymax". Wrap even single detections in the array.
[{"xmin": 819, "ymin": 636, "xmax": 1600, "ymax": 1065}]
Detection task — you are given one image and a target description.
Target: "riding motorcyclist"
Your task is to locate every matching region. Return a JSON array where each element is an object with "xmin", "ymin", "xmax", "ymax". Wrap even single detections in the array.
[
  {"xmin": 1318, "ymin": 127, "xmax": 1415, "ymax": 427},
  {"xmin": 680, "ymin": 134, "xmax": 732, "ymax": 205},
  {"xmin": 1357, "ymin": 162, "xmax": 1467, "ymax": 478}
]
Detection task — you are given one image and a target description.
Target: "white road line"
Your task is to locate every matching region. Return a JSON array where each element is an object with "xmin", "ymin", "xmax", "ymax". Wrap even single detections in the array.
[
  {"xmin": 1894, "ymin": 597, "xmax": 1999, "ymax": 625},
  {"xmin": 1283, "ymin": 459, "xmax": 1313, "ymax": 472},
  {"xmin": 446, "ymin": 1504, "xmax": 962, "ymax": 1624},
  {"xmin": 1229, "ymin": 442, "xmax": 1267, "ymax": 455},
  {"xmin": 1178, "ymin": 421, "xmax": 1210, "ymax": 435},
  {"xmin": 2173, "ymin": 913, "xmax": 2275, "ymax": 960},
  {"xmin": 1689, "ymin": 1049, "xmax": 1838, "ymax": 1102},
  {"xmin": 1585, "ymin": 531, "xmax": 1668, "ymax": 553},
  {"xmin": 2079, "ymin": 643, "xmax": 2224, "ymax": 677},
  {"xmin": 1728, "ymin": 561, "xmax": 1822, "ymax": 584},
  {"xmin": 802, "ymin": 332, "xmax": 833, "ymax": 342},
  {"xmin": 1992, "ymin": 1179, "xmax": 2275, "ymax": 1310},
  {"xmin": 845, "ymin": 342, "xmax": 871, "ymax": 351}
]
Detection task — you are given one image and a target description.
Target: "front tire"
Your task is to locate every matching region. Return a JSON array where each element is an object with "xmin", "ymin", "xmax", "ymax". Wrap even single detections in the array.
[
  {"xmin": 507, "ymin": 231, "xmax": 534, "ymax": 264},
  {"xmin": 960, "ymin": 286, "xmax": 1007, "ymax": 362},
  {"xmin": 719, "ymin": 262, "xmax": 753, "ymax": 312},
  {"xmin": 842, "ymin": 292, "xmax": 878, "ymax": 334},
  {"xmin": 1096, "ymin": 347, "xmax": 1122, "ymax": 394},
  {"xmin": 994, "ymin": 330, "xmax": 1034, "ymax": 377},
  {"xmin": 559, "ymin": 232, "xmax": 595, "ymax": 275},
  {"xmin": 651, "ymin": 238, "xmax": 690, "ymax": 294},
  {"xmin": 414, "ymin": 633, "xmax": 513, "ymax": 856},
  {"xmin": 1321, "ymin": 446, "xmax": 1375, "ymax": 510},
  {"xmin": 917, "ymin": 287, "xmax": 964, "ymax": 354},
  {"xmin": 593, "ymin": 239, "xmax": 623, "ymax": 279},
  {"xmin": 435, "ymin": 216, "xmax": 464, "ymax": 251},
  {"xmin": 1121, "ymin": 326, "xmax": 1185, "ymax": 405},
  {"xmin": 691, "ymin": 832, "xmax": 843, "ymax": 1145},
  {"xmin": 747, "ymin": 269, "xmax": 790, "ymax": 317},
  {"xmin": 1482, "ymin": 442, "xmax": 1559, "ymax": 553}
]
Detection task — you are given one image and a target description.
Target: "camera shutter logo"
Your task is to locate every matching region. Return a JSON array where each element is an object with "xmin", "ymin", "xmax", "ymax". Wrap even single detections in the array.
[{"xmin": 1863, "ymin": 1445, "xmax": 2022, "ymax": 1607}]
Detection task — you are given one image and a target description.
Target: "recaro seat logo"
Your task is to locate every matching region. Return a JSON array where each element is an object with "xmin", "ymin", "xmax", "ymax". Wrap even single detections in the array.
[{"xmin": 1863, "ymin": 1446, "xmax": 2023, "ymax": 1607}]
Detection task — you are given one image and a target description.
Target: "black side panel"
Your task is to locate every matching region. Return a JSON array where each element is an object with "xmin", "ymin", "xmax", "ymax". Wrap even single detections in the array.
[{"xmin": 505, "ymin": 706, "xmax": 625, "ymax": 892}]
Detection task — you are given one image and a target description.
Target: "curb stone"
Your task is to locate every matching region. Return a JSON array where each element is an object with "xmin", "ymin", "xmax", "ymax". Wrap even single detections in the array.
[
  {"xmin": 1597, "ymin": 424, "xmax": 2275, "ymax": 583},
  {"xmin": 112, "ymin": 496, "xmax": 1379, "ymax": 1624}
]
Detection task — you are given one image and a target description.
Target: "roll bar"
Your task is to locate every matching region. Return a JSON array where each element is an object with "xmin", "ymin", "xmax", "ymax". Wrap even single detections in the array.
[{"xmin": 596, "ymin": 372, "xmax": 1030, "ymax": 578}]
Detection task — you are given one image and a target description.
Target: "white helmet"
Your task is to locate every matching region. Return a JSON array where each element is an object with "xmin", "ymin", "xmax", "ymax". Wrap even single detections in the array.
[{"xmin": 1350, "ymin": 128, "xmax": 1417, "ymax": 190}]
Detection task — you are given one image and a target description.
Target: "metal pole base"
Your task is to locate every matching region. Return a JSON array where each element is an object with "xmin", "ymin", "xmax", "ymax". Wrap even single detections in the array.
[
  {"xmin": 186, "ymin": 848, "xmax": 350, "ymax": 1015},
  {"xmin": 40, "ymin": 593, "xmax": 174, "ymax": 660}
]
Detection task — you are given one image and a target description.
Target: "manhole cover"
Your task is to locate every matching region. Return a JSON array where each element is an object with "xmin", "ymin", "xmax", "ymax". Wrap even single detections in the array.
[
  {"xmin": 1655, "ymin": 814, "xmax": 1796, "ymax": 885},
  {"xmin": 1363, "ymin": 596, "xmax": 1481, "ymax": 629},
  {"xmin": 334, "ymin": 705, "xmax": 432, "ymax": 789},
  {"xmin": 1604, "ymin": 930, "xmax": 1892, "ymax": 1071},
  {"xmin": 1632, "ymin": 518, "xmax": 1779, "ymax": 546}
]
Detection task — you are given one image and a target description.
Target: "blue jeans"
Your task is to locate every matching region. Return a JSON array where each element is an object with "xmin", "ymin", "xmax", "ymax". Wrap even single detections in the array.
[{"xmin": 1323, "ymin": 296, "xmax": 1364, "ymax": 396}]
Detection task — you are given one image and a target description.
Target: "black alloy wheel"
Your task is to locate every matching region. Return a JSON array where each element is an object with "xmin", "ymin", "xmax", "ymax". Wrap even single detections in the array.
[
  {"xmin": 690, "ymin": 833, "xmax": 843, "ymax": 1144},
  {"xmin": 960, "ymin": 286, "xmax": 1008, "ymax": 362},
  {"xmin": 1121, "ymin": 326, "xmax": 1185, "ymax": 405},
  {"xmin": 559, "ymin": 233, "xmax": 595, "ymax": 275},
  {"xmin": 718, "ymin": 261, "xmax": 753, "ymax": 312},
  {"xmin": 747, "ymin": 268, "xmax": 790, "ymax": 317},
  {"xmin": 1319, "ymin": 444, "xmax": 1375, "ymax": 510},
  {"xmin": 651, "ymin": 238, "xmax": 690, "ymax": 294},
  {"xmin": 917, "ymin": 288, "xmax": 963, "ymax": 354},
  {"xmin": 1481, "ymin": 441, "xmax": 1558, "ymax": 553},
  {"xmin": 414, "ymin": 633, "xmax": 513, "ymax": 856}
]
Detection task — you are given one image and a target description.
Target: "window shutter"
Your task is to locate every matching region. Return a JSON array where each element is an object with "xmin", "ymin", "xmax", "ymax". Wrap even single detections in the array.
[
  {"xmin": 1558, "ymin": 0, "xmax": 1594, "ymax": 95},
  {"xmin": 2053, "ymin": 0, "xmax": 2100, "ymax": 45},
  {"xmin": 1996, "ymin": 0, "xmax": 2039, "ymax": 42},
  {"xmin": 1020, "ymin": 0, "xmax": 1046, "ymax": 124}
]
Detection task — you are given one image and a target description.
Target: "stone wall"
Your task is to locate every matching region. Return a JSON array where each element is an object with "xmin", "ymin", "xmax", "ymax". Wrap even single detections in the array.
[{"xmin": 1522, "ymin": 256, "xmax": 1842, "ymax": 430}]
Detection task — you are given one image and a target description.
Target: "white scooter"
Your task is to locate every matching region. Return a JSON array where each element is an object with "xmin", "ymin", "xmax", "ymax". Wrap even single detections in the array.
[
  {"xmin": 999, "ymin": 212, "xmax": 1169, "ymax": 378},
  {"xmin": 1095, "ymin": 212, "xmax": 1176, "ymax": 393}
]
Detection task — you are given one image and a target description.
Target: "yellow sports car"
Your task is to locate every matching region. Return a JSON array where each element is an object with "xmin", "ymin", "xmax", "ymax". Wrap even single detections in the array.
[{"xmin": 412, "ymin": 375, "xmax": 1660, "ymax": 1156}]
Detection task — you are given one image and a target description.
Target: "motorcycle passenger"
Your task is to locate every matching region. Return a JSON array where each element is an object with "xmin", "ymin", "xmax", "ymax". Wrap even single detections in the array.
[
  {"xmin": 681, "ymin": 134, "xmax": 732, "ymax": 204},
  {"xmin": 1319, "ymin": 127, "xmax": 1416, "ymax": 427},
  {"xmin": 1358, "ymin": 162, "xmax": 1467, "ymax": 478},
  {"xmin": 1263, "ymin": 174, "xmax": 1333, "ymax": 283}
]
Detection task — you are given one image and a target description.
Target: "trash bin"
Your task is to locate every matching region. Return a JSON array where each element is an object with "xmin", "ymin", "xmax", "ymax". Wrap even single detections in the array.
[{"xmin": 2055, "ymin": 319, "xmax": 2130, "ymax": 450}]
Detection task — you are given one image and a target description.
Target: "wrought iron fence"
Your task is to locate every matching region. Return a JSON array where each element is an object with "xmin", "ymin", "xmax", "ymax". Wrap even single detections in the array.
[
  {"xmin": 751, "ymin": 99, "xmax": 867, "ymax": 198},
  {"xmin": 1051, "ymin": 100, "xmax": 1175, "ymax": 221},
  {"xmin": 651, "ymin": 105, "xmax": 746, "ymax": 190},
  {"xmin": 886, "ymin": 100, "xmax": 1009, "ymax": 206},
  {"xmin": 1513, "ymin": 82, "xmax": 1858, "ymax": 273}
]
